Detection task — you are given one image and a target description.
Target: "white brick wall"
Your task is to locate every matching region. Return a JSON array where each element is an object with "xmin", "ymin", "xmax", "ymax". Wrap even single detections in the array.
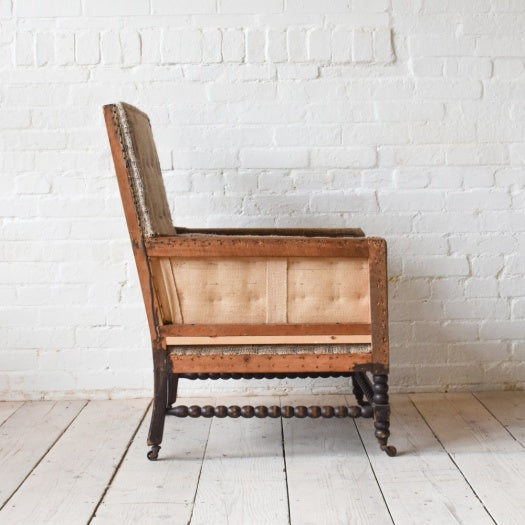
[{"xmin": 1, "ymin": 0, "xmax": 524, "ymax": 399}]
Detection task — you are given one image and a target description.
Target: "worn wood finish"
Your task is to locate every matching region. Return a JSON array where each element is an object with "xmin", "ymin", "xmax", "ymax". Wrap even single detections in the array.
[
  {"xmin": 0, "ymin": 400, "xmax": 149, "ymax": 525},
  {"xmin": 368, "ymin": 238, "xmax": 389, "ymax": 373},
  {"xmin": 412, "ymin": 393, "xmax": 525, "ymax": 525},
  {"xmin": 146, "ymin": 235, "xmax": 371, "ymax": 258},
  {"xmin": 0, "ymin": 400, "xmax": 86, "ymax": 509},
  {"xmin": 169, "ymin": 352, "xmax": 372, "ymax": 373},
  {"xmin": 167, "ymin": 373, "xmax": 179, "ymax": 407},
  {"xmin": 147, "ymin": 347, "xmax": 169, "ymax": 456},
  {"xmin": 104, "ymin": 104, "xmax": 163, "ymax": 341},
  {"xmin": 161, "ymin": 323, "xmax": 371, "ymax": 337}
]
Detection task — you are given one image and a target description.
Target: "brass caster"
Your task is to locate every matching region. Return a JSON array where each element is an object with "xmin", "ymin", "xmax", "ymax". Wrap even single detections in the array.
[
  {"xmin": 147, "ymin": 445, "xmax": 161, "ymax": 461},
  {"xmin": 381, "ymin": 445, "xmax": 397, "ymax": 457}
]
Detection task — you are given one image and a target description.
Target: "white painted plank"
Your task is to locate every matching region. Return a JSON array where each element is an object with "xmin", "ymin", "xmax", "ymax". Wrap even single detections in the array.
[
  {"xmin": 191, "ymin": 396, "xmax": 289, "ymax": 525},
  {"xmin": 92, "ymin": 397, "xmax": 214, "ymax": 525},
  {"xmin": 354, "ymin": 394, "xmax": 493, "ymax": 525},
  {"xmin": 94, "ymin": 503, "xmax": 192, "ymax": 523},
  {"xmin": 283, "ymin": 394, "xmax": 392, "ymax": 525},
  {"xmin": 475, "ymin": 391, "xmax": 525, "ymax": 446},
  {"xmin": 0, "ymin": 400, "xmax": 86, "ymax": 509},
  {"xmin": 0, "ymin": 402, "xmax": 23, "ymax": 426},
  {"xmin": 412, "ymin": 393, "xmax": 525, "ymax": 525},
  {"xmin": 0, "ymin": 399, "xmax": 148, "ymax": 525}
]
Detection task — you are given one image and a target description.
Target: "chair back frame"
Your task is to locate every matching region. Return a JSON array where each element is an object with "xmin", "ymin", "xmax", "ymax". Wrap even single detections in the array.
[{"xmin": 104, "ymin": 103, "xmax": 164, "ymax": 342}]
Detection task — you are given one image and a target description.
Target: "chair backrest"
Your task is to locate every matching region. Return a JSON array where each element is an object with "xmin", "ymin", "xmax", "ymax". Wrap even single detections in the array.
[
  {"xmin": 105, "ymin": 102, "xmax": 175, "ymax": 238},
  {"xmin": 105, "ymin": 102, "xmax": 176, "ymax": 340}
]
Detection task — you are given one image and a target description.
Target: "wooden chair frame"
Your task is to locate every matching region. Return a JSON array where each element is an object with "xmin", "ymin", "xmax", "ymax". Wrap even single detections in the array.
[{"xmin": 104, "ymin": 102, "xmax": 396, "ymax": 460}]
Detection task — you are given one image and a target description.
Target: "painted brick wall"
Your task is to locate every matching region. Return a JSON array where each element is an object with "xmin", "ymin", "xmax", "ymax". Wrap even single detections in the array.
[{"xmin": 1, "ymin": 0, "xmax": 524, "ymax": 399}]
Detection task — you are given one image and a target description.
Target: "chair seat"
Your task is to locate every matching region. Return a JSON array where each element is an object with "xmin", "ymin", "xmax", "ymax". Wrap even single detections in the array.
[
  {"xmin": 175, "ymin": 227, "xmax": 365, "ymax": 238},
  {"xmin": 169, "ymin": 344, "xmax": 371, "ymax": 356}
]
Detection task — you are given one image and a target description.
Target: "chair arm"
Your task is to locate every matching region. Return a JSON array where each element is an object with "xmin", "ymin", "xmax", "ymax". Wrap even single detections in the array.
[
  {"xmin": 144, "ymin": 234, "xmax": 377, "ymax": 258},
  {"xmin": 175, "ymin": 227, "xmax": 365, "ymax": 237}
]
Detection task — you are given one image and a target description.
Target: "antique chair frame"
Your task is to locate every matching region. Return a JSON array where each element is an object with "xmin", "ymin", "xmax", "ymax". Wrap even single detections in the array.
[{"xmin": 104, "ymin": 102, "xmax": 396, "ymax": 460}]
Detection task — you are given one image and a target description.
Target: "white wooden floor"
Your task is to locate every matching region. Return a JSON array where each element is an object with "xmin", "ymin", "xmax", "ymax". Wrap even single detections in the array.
[{"xmin": 0, "ymin": 392, "xmax": 524, "ymax": 525}]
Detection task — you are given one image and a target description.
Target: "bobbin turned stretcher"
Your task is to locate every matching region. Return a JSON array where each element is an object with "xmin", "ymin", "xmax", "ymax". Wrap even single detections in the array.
[{"xmin": 104, "ymin": 102, "xmax": 396, "ymax": 460}]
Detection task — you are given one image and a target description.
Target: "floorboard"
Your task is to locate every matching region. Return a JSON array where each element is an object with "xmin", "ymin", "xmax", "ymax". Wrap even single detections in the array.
[
  {"xmin": 0, "ymin": 402, "xmax": 23, "ymax": 426},
  {"xmin": 0, "ymin": 400, "xmax": 86, "ymax": 511},
  {"xmin": 475, "ymin": 391, "xmax": 525, "ymax": 447},
  {"xmin": 190, "ymin": 396, "xmax": 289, "ymax": 525},
  {"xmin": 0, "ymin": 399, "xmax": 149, "ymax": 525},
  {"xmin": 412, "ymin": 393, "xmax": 525, "ymax": 525},
  {"xmin": 355, "ymin": 394, "xmax": 494, "ymax": 525},
  {"xmin": 283, "ymin": 394, "xmax": 392, "ymax": 525},
  {"xmin": 91, "ymin": 397, "xmax": 214, "ymax": 525},
  {"xmin": 0, "ymin": 392, "xmax": 524, "ymax": 525}
]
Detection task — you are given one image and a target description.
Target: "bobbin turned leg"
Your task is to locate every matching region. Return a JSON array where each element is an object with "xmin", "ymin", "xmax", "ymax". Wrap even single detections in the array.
[
  {"xmin": 352, "ymin": 373, "xmax": 368, "ymax": 407},
  {"xmin": 372, "ymin": 374, "xmax": 397, "ymax": 457},
  {"xmin": 147, "ymin": 348, "xmax": 169, "ymax": 461},
  {"xmin": 351, "ymin": 372, "xmax": 373, "ymax": 418}
]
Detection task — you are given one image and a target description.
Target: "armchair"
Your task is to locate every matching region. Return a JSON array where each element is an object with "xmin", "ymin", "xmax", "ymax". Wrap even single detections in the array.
[{"xmin": 104, "ymin": 102, "xmax": 396, "ymax": 460}]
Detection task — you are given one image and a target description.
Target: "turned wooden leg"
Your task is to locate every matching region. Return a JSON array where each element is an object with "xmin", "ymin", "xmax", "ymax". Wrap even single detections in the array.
[
  {"xmin": 167, "ymin": 373, "xmax": 179, "ymax": 408},
  {"xmin": 372, "ymin": 374, "xmax": 397, "ymax": 457},
  {"xmin": 352, "ymin": 373, "xmax": 366, "ymax": 406},
  {"xmin": 351, "ymin": 372, "xmax": 373, "ymax": 417},
  {"xmin": 147, "ymin": 349, "xmax": 169, "ymax": 461}
]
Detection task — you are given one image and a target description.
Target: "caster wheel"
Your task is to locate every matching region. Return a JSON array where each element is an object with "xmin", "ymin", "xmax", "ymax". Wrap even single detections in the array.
[
  {"xmin": 382, "ymin": 445, "xmax": 397, "ymax": 457},
  {"xmin": 147, "ymin": 445, "xmax": 161, "ymax": 461}
]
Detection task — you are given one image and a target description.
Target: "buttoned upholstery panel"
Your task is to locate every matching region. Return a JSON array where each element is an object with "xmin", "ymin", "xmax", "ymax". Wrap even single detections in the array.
[
  {"xmin": 167, "ymin": 258, "xmax": 268, "ymax": 324},
  {"xmin": 151, "ymin": 256, "xmax": 371, "ymax": 325},
  {"xmin": 117, "ymin": 103, "xmax": 175, "ymax": 237},
  {"xmin": 287, "ymin": 258, "xmax": 370, "ymax": 323}
]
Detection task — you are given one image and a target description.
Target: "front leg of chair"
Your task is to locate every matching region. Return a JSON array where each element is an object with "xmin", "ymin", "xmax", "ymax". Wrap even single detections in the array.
[
  {"xmin": 372, "ymin": 374, "xmax": 397, "ymax": 457},
  {"xmin": 147, "ymin": 345, "xmax": 169, "ymax": 461}
]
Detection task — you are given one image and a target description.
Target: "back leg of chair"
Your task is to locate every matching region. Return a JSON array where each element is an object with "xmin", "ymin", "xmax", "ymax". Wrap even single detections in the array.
[
  {"xmin": 167, "ymin": 373, "xmax": 179, "ymax": 407},
  {"xmin": 147, "ymin": 348, "xmax": 169, "ymax": 461}
]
